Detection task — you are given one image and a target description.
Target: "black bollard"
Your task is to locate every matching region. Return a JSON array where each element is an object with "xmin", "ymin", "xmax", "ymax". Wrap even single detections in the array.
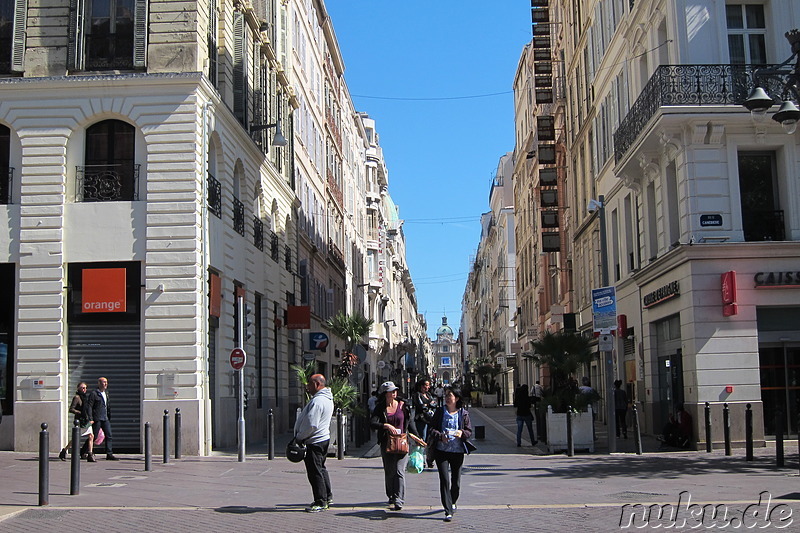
[
  {"xmin": 175, "ymin": 408, "xmax": 182, "ymax": 460},
  {"xmin": 70, "ymin": 419, "xmax": 80, "ymax": 495},
  {"xmin": 566, "ymin": 407, "xmax": 574, "ymax": 457},
  {"xmin": 632, "ymin": 404, "xmax": 643, "ymax": 455},
  {"xmin": 704, "ymin": 402, "xmax": 712, "ymax": 453},
  {"xmin": 723, "ymin": 403, "xmax": 731, "ymax": 456},
  {"xmin": 39, "ymin": 423, "xmax": 49, "ymax": 506},
  {"xmin": 144, "ymin": 422, "xmax": 152, "ymax": 472},
  {"xmin": 336, "ymin": 408, "xmax": 344, "ymax": 460},
  {"xmin": 745, "ymin": 403, "xmax": 753, "ymax": 461},
  {"xmin": 163, "ymin": 410, "xmax": 170, "ymax": 464},
  {"xmin": 775, "ymin": 410, "xmax": 784, "ymax": 468},
  {"xmin": 268, "ymin": 409, "xmax": 275, "ymax": 460}
]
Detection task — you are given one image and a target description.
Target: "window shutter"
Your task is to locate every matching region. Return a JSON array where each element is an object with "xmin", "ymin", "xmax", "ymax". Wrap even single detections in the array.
[
  {"xmin": 11, "ymin": 0, "xmax": 27, "ymax": 72},
  {"xmin": 133, "ymin": 0, "xmax": 148, "ymax": 68},
  {"xmin": 67, "ymin": 0, "xmax": 85, "ymax": 71},
  {"xmin": 233, "ymin": 12, "xmax": 248, "ymax": 125}
]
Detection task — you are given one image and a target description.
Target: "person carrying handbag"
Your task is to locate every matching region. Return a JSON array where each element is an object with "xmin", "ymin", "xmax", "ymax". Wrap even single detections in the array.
[
  {"xmin": 427, "ymin": 386, "xmax": 475, "ymax": 522},
  {"xmin": 370, "ymin": 381, "xmax": 424, "ymax": 511}
]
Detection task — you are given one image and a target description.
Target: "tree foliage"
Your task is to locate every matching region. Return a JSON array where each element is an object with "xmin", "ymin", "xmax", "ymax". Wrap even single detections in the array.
[
  {"xmin": 324, "ymin": 312, "xmax": 374, "ymax": 377},
  {"xmin": 525, "ymin": 330, "xmax": 596, "ymax": 412}
]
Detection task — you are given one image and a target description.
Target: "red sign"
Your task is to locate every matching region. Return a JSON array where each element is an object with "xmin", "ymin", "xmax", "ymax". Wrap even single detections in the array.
[
  {"xmin": 209, "ymin": 273, "xmax": 221, "ymax": 318},
  {"xmin": 721, "ymin": 271, "xmax": 738, "ymax": 317},
  {"xmin": 82, "ymin": 268, "xmax": 127, "ymax": 313},
  {"xmin": 286, "ymin": 306, "xmax": 311, "ymax": 329},
  {"xmin": 230, "ymin": 348, "xmax": 246, "ymax": 370}
]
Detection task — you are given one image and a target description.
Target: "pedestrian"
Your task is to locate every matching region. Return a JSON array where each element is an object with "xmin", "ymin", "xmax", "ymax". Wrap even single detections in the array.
[
  {"xmin": 59, "ymin": 382, "xmax": 94, "ymax": 461},
  {"xmin": 294, "ymin": 373, "xmax": 335, "ymax": 513},
  {"xmin": 614, "ymin": 379, "xmax": 628, "ymax": 439},
  {"xmin": 428, "ymin": 387, "xmax": 474, "ymax": 522},
  {"xmin": 531, "ymin": 381, "xmax": 543, "ymax": 404},
  {"xmin": 513, "ymin": 384, "xmax": 537, "ymax": 447},
  {"xmin": 85, "ymin": 376, "xmax": 117, "ymax": 461},
  {"xmin": 370, "ymin": 381, "xmax": 424, "ymax": 511},
  {"xmin": 411, "ymin": 378, "xmax": 437, "ymax": 440},
  {"xmin": 367, "ymin": 389, "xmax": 378, "ymax": 415},
  {"xmin": 433, "ymin": 382, "xmax": 444, "ymax": 405}
]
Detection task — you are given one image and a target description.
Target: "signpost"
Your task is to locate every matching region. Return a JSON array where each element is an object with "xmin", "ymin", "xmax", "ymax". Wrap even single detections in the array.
[{"xmin": 235, "ymin": 294, "xmax": 246, "ymax": 462}]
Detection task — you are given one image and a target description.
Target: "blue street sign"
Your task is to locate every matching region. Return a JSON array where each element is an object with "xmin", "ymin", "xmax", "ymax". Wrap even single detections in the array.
[{"xmin": 591, "ymin": 286, "xmax": 617, "ymax": 333}]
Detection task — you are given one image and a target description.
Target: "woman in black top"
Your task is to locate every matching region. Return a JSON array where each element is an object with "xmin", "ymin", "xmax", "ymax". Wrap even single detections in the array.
[
  {"xmin": 59, "ymin": 382, "xmax": 94, "ymax": 461},
  {"xmin": 411, "ymin": 378, "xmax": 437, "ymax": 440},
  {"xmin": 514, "ymin": 384, "xmax": 537, "ymax": 447}
]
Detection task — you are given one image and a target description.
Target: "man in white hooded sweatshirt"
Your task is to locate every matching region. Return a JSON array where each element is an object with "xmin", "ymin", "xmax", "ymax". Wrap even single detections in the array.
[{"xmin": 294, "ymin": 373, "xmax": 335, "ymax": 512}]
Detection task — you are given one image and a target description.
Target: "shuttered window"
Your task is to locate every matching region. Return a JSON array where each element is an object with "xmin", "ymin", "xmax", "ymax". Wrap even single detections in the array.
[
  {"xmin": 1, "ymin": 0, "xmax": 27, "ymax": 73},
  {"xmin": 68, "ymin": 0, "xmax": 147, "ymax": 72},
  {"xmin": 233, "ymin": 11, "xmax": 248, "ymax": 126}
]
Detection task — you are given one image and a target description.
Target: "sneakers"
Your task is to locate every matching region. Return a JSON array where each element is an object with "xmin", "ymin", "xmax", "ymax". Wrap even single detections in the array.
[
  {"xmin": 59, "ymin": 448, "xmax": 67, "ymax": 461},
  {"xmin": 305, "ymin": 502, "xmax": 328, "ymax": 513},
  {"xmin": 106, "ymin": 454, "xmax": 119, "ymax": 461},
  {"xmin": 87, "ymin": 454, "xmax": 96, "ymax": 462},
  {"xmin": 444, "ymin": 513, "xmax": 453, "ymax": 522},
  {"xmin": 392, "ymin": 503, "xmax": 403, "ymax": 511}
]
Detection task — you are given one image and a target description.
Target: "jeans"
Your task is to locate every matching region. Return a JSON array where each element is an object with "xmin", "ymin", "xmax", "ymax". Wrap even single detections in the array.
[
  {"xmin": 303, "ymin": 440, "xmax": 332, "ymax": 505},
  {"xmin": 516, "ymin": 414, "xmax": 536, "ymax": 445},
  {"xmin": 380, "ymin": 449, "xmax": 409, "ymax": 505},
  {"xmin": 435, "ymin": 450, "xmax": 465, "ymax": 514},
  {"xmin": 616, "ymin": 409, "xmax": 628, "ymax": 437}
]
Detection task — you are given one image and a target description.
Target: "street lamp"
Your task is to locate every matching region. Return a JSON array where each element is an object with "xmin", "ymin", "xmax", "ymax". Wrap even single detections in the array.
[
  {"xmin": 588, "ymin": 195, "xmax": 616, "ymax": 454},
  {"xmin": 742, "ymin": 29, "xmax": 800, "ymax": 134},
  {"xmin": 249, "ymin": 122, "xmax": 289, "ymax": 146}
]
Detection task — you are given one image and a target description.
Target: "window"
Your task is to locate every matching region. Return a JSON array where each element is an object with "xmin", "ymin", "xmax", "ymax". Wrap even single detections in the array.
[
  {"xmin": 738, "ymin": 152, "xmax": 784, "ymax": 241},
  {"xmin": 0, "ymin": 124, "xmax": 10, "ymax": 204},
  {"xmin": 78, "ymin": 120, "xmax": 138, "ymax": 201},
  {"xmin": 68, "ymin": 0, "xmax": 147, "ymax": 71},
  {"xmin": 208, "ymin": 0, "xmax": 218, "ymax": 87},
  {"xmin": 0, "ymin": 0, "xmax": 26, "ymax": 74},
  {"xmin": 726, "ymin": 4, "xmax": 766, "ymax": 64}
]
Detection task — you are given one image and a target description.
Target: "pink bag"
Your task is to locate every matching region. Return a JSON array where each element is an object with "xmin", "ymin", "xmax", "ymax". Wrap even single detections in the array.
[{"xmin": 95, "ymin": 428, "xmax": 106, "ymax": 445}]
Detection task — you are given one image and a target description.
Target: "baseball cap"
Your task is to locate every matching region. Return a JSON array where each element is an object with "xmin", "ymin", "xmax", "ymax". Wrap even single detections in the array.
[{"xmin": 378, "ymin": 381, "xmax": 398, "ymax": 394}]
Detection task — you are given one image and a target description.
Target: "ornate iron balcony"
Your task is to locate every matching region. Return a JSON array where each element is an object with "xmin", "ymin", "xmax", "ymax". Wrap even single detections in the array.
[
  {"xmin": 76, "ymin": 164, "xmax": 139, "ymax": 202},
  {"xmin": 284, "ymin": 244, "xmax": 293, "ymax": 272},
  {"xmin": 86, "ymin": 33, "xmax": 135, "ymax": 70},
  {"xmin": 253, "ymin": 216, "xmax": 264, "ymax": 251},
  {"xmin": 614, "ymin": 64, "xmax": 777, "ymax": 162},
  {"xmin": 1, "ymin": 167, "xmax": 13, "ymax": 204},
  {"xmin": 233, "ymin": 197, "xmax": 245, "ymax": 236},
  {"xmin": 270, "ymin": 231, "xmax": 279, "ymax": 262},
  {"xmin": 207, "ymin": 173, "xmax": 222, "ymax": 218}
]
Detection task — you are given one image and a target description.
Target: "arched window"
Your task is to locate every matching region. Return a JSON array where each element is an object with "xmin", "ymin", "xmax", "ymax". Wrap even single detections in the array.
[{"xmin": 79, "ymin": 119, "xmax": 138, "ymax": 202}]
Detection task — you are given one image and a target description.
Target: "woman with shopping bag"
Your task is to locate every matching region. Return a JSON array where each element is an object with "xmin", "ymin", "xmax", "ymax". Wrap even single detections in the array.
[
  {"xmin": 58, "ymin": 382, "xmax": 95, "ymax": 462},
  {"xmin": 370, "ymin": 381, "xmax": 424, "ymax": 511}
]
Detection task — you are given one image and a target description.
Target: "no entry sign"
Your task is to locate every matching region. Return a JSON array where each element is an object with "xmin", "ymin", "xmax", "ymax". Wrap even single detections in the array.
[{"xmin": 230, "ymin": 348, "xmax": 246, "ymax": 370}]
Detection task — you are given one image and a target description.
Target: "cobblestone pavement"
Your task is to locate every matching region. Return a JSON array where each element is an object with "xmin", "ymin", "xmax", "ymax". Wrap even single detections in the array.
[{"xmin": 2, "ymin": 407, "xmax": 799, "ymax": 532}]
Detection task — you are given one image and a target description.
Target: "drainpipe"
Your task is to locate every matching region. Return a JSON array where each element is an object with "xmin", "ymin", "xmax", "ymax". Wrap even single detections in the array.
[{"xmin": 201, "ymin": 101, "xmax": 213, "ymax": 456}]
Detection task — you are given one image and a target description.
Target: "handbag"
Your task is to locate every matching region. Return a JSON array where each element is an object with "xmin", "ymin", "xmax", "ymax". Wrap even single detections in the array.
[
  {"xmin": 95, "ymin": 428, "xmax": 105, "ymax": 445},
  {"xmin": 286, "ymin": 437, "xmax": 306, "ymax": 463},
  {"xmin": 464, "ymin": 439, "xmax": 477, "ymax": 454},
  {"xmin": 385, "ymin": 432, "xmax": 409, "ymax": 454}
]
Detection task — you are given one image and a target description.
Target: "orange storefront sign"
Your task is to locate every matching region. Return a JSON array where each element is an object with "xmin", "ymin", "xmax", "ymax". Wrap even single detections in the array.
[{"xmin": 82, "ymin": 268, "xmax": 127, "ymax": 313}]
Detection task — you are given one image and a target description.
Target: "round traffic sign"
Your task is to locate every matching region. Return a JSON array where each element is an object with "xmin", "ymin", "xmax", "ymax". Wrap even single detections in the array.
[{"xmin": 230, "ymin": 348, "xmax": 246, "ymax": 370}]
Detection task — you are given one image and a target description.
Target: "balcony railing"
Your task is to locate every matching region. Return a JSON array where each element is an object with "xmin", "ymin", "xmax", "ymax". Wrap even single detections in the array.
[
  {"xmin": 76, "ymin": 164, "xmax": 140, "ymax": 202},
  {"xmin": 85, "ymin": 32, "xmax": 135, "ymax": 70},
  {"xmin": 233, "ymin": 197, "xmax": 245, "ymax": 236},
  {"xmin": 284, "ymin": 244, "xmax": 293, "ymax": 272},
  {"xmin": 1, "ymin": 167, "xmax": 13, "ymax": 204},
  {"xmin": 207, "ymin": 173, "xmax": 222, "ymax": 218},
  {"xmin": 270, "ymin": 231, "xmax": 279, "ymax": 262},
  {"xmin": 253, "ymin": 216, "xmax": 264, "ymax": 251},
  {"xmin": 744, "ymin": 210, "xmax": 785, "ymax": 242},
  {"xmin": 614, "ymin": 64, "xmax": 779, "ymax": 162}
]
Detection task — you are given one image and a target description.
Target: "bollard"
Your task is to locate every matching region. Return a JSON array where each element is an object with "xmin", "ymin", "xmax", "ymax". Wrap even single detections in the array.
[
  {"xmin": 745, "ymin": 403, "xmax": 753, "ymax": 461},
  {"xmin": 70, "ymin": 419, "xmax": 80, "ymax": 495},
  {"xmin": 775, "ymin": 410, "xmax": 784, "ymax": 468},
  {"xmin": 723, "ymin": 403, "xmax": 731, "ymax": 456},
  {"xmin": 163, "ymin": 410, "xmax": 170, "ymax": 464},
  {"xmin": 336, "ymin": 408, "xmax": 344, "ymax": 460},
  {"xmin": 704, "ymin": 402, "xmax": 712, "ymax": 453},
  {"xmin": 144, "ymin": 422, "xmax": 152, "ymax": 472},
  {"xmin": 566, "ymin": 407, "xmax": 574, "ymax": 457},
  {"xmin": 39, "ymin": 423, "xmax": 49, "ymax": 506},
  {"xmin": 632, "ymin": 404, "xmax": 643, "ymax": 455},
  {"xmin": 268, "ymin": 409, "xmax": 275, "ymax": 460},
  {"xmin": 175, "ymin": 408, "xmax": 182, "ymax": 460}
]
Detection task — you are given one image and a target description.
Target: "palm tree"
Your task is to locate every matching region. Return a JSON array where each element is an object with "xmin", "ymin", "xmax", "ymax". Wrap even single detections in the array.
[
  {"xmin": 324, "ymin": 312, "xmax": 374, "ymax": 378},
  {"xmin": 525, "ymin": 330, "xmax": 595, "ymax": 411}
]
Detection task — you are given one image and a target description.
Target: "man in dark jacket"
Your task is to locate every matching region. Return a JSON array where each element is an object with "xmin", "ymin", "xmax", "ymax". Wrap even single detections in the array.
[{"xmin": 85, "ymin": 376, "xmax": 118, "ymax": 461}]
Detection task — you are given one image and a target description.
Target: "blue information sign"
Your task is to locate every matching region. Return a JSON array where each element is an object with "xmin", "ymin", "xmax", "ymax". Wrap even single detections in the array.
[{"xmin": 591, "ymin": 286, "xmax": 617, "ymax": 333}]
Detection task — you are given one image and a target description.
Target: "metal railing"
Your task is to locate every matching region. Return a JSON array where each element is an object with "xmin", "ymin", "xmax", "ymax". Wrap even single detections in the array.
[
  {"xmin": 207, "ymin": 174, "xmax": 222, "ymax": 218},
  {"xmin": 76, "ymin": 164, "xmax": 140, "ymax": 202},
  {"xmin": 284, "ymin": 244, "xmax": 293, "ymax": 272},
  {"xmin": 253, "ymin": 217, "xmax": 264, "ymax": 250},
  {"xmin": 233, "ymin": 197, "xmax": 245, "ymax": 236},
  {"xmin": 85, "ymin": 33, "xmax": 135, "ymax": 70},
  {"xmin": 1, "ymin": 167, "xmax": 13, "ymax": 204},
  {"xmin": 270, "ymin": 231, "xmax": 279, "ymax": 262},
  {"xmin": 614, "ymin": 64, "xmax": 777, "ymax": 162}
]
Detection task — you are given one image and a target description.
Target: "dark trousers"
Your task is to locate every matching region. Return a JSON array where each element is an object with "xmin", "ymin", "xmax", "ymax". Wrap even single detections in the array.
[
  {"xmin": 380, "ymin": 449, "xmax": 409, "ymax": 505},
  {"xmin": 303, "ymin": 440, "xmax": 332, "ymax": 505},
  {"xmin": 92, "ymin": 419, "xmax": 113, "ymax": 454},
  {"xmin": 415, "ymin": 420, "xmax": 429, "ymax": 441},
  {"xmin": 435, "ymin": 450, "xmax": 465, "ymax": 514},
  {"xmin": 615, "ymin": 409, "xmax": 628, "ymax": 437},
  {"xmin": 516, "ymin": 414, "xmax": 536, "ymax": 445}
]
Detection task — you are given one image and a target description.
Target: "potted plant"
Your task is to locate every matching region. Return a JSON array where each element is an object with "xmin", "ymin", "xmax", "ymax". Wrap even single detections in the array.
[{"xmin": 324, "ymin": 312, "xmax": 374, "ymax": 378}]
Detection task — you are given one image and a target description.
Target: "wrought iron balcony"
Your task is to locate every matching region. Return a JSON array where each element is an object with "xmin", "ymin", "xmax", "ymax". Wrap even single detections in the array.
[
  {"xmin": 253, "ymin": 216, "xmax": 264, "ymax": 251},
  {"xmin": 270, "ymin": 231, "xmax": 279, "ymax": 262},
  {"xmin": 614, "ymin": 64, "xmax": 778, "ymax": 162},
  {"xmin": 1, "ymin": 167, "xmax": 13, "ymax": 204},
  {"xmin": 233, "ymin": 197, "xmax": 245, "ymax": 236},
  {"xmin": 86, "ymin": 33, "xmax": 135, "ymax": 70},
  {"xmin": 207, "ymin": 173, "xmax": 222, "ymax": 218},
  {"xmin": 284, "ymin": 244, "xmax": 293, "ymax": 272},
  {"xmin": 76, "ymin": 164, "xmax": 140, "ymax": 202},
  {"xmin": 744, "ymin": 210, "xmax": 785, "ymax": 242}
]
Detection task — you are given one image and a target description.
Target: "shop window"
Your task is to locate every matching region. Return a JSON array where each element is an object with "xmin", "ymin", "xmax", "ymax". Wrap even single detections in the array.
[
  {"xmin": 68, "ymin": 0, "xmax": 148, "ymax": 71},
  {"xmin": 78, "ymin": 120, "xmax": 138, "ymax": 202}
]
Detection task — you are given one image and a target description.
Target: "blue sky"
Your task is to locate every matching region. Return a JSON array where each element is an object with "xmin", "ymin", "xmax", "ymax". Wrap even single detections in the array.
[{"xmin": 326, "ymin": 1, "xmax": 532, "ymax": 337}]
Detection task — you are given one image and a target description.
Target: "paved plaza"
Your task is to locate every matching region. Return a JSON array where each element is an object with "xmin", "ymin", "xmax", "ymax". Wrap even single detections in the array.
[{"xmin": 1, "ymin": 406, "xmax": 799, "ymax": 532}]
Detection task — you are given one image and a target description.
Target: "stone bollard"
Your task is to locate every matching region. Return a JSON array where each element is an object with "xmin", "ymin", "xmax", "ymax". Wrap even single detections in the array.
[
  {"xmin": 745, "ymin": 403, "xmax": 753, "ymax": 461},
  {"xmin": 175, "ymin": 408, "xmax": 182, "ymax": 460},
  {"xmin": 144, "ymin": 422, "xmax": 152, "ymax": 472},
  {"xmin": 39, "ymin": 423, "xmax": 49, "ymax": 506},
  {"xmin": 268, "ymin": 409, "xmax": 275, "ymax": 460},
  {"xmin": 704, "ymin": 402, "xmax": 712, "ymax": 453},
  {"xmin": 70, "ymin": 419, "xmax": 80, "ymax": 496},
  {"xmin": 723, "ymin": 403, "xmax": 731, "ymax": 456},
  {"xmin": 163, "ymin": 410, "xmax": 170, "ymax": 464},
  {"xmin": 566, "ymin": 407, "xmax": 574, "ymax": 457}
]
